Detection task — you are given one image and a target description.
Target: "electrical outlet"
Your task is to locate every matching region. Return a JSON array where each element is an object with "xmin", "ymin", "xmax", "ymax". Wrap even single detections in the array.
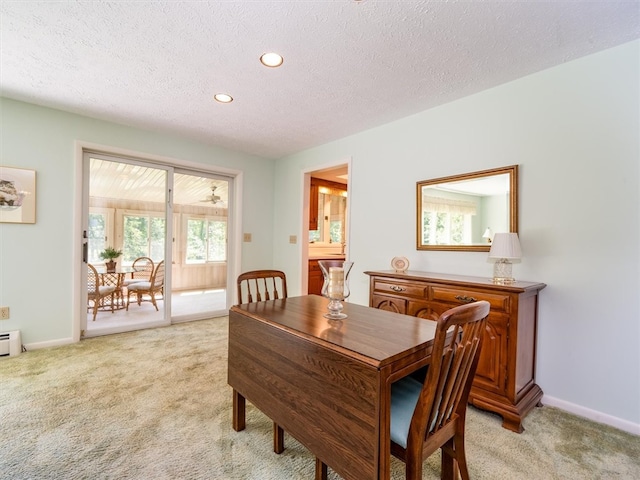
[
  {"xmin": 289, "ymin": 235, "xmax": 297, "ymax": 244},
  {"xmin": 0, "ymin": 306, "xmax": 9, "ymax": 320},
  {"xmin": 243, "ymin": 233, "xmax": 252, "ymax": 242}
]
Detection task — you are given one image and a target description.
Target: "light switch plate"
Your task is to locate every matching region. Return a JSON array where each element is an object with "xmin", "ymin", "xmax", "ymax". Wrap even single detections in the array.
[
  {"xmin": 289, "ymin": 235, "xmax": 297, "ymax": 244},
  {"xmin": 243, "ymin": 233, "xmax": 252, "ymax": 242}
]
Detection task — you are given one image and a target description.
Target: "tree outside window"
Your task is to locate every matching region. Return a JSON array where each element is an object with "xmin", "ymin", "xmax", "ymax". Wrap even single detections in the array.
[
  {"xmin": 123, "ymin": 214, "xmax": 165, "ymax": 263},
  {"xmin": 186, "ymin": 218, "xmax": 226, "ymax": 263}
]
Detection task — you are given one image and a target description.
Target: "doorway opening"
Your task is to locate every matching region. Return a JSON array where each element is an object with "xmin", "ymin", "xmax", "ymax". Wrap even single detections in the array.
[{"xmin": 304, "ymin": 163, "xmax": 350, "ymax": 295}]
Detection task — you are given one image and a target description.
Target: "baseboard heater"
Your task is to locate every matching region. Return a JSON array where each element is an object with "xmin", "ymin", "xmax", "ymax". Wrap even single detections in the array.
[{"xmin": 0, "ymin": 330, "xmax": 21, "ymax": 357}]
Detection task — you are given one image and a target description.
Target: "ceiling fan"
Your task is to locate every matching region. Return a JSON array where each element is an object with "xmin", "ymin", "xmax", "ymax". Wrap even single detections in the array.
[{"xmin": 200, "ymin": 185, "xmax": 222, "ymax": 204}]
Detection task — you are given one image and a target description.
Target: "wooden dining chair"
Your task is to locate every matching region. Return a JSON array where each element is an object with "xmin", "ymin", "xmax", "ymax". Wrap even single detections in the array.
[
  {"xmin": 316, "ymin": 300, "xmax": 490, "ymax": 480},
  {"xmin": 125, "ymin": 260, "xmax": 165, "ymax": 311},
  {"xmin": 236, "ymin": 269, "xmax": 287, "ymax": 304},
  {"xmin": 87, "ymin": 263, "xmax": 116, "ymax": 321},
  {"xmin": 236, "ymin": 269, "xmax": 288, "ymax": 454}
]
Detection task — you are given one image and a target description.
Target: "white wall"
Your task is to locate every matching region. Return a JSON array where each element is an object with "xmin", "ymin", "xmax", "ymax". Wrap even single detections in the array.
[
  {"xmin": 0, "ymin": 98, "xmax": 276, "ymax": 344},
  {"xmin": 273, "ymin": 41, "xmax": 640, "ymax": 431}
]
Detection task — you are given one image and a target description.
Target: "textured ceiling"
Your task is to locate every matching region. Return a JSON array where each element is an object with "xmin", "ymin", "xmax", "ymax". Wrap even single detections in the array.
[{"xmin": 1, "ymin": 1, "xmax": 638, "ymax": 159}]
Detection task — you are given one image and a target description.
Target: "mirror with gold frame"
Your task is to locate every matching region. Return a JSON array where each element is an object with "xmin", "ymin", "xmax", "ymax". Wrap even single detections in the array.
[{"xmin": 417, "ymin": 165, "xmax": 518, "ymax": 252}]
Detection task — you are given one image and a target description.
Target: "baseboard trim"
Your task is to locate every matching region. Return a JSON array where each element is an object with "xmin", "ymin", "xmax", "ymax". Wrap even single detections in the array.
[
  {"xmin": 24, "ymin": 337, "xmax": 76, "ymax": 351},
  {"xmin": 543, "ymin": 394, "xmax": 640, "ymax": 436}
]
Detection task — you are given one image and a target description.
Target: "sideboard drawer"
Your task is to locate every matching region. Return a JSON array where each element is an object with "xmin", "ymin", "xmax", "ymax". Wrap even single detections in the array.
[
  {"xmin": 372, "ymin": 279, "xmax": 428, "ymax": 299},
  {"xmin": 431, "ymin": 287, "xmax": 510, "ymax": 313}
]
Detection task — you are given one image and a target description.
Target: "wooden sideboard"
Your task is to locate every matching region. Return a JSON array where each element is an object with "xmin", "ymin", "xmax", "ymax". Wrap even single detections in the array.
[{"xmin": 365, "ymin": 270, "xmax": 546, "ymax": 433}]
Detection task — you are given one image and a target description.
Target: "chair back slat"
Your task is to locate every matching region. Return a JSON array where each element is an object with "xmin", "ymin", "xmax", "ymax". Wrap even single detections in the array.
[{"xmin": 237, "ymin": 270, "xmax": 287, "ymax": 305}]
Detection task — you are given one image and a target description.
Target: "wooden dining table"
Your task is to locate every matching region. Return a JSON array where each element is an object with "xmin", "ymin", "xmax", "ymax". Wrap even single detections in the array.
[{"xmin": 228, "ymin": 295, "xmax": 439, "ymax": 480}]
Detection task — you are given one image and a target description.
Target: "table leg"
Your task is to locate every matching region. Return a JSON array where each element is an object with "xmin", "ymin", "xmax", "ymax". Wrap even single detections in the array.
[
  {"xmin": 232, "ymin": 389, "xmax": 246, "ymax": 431},
  {"xmin": 315, "ymin": 458, "xmax": 328, "ymax": 480},
  {"xmin": 273, "ymin": 423, "xmax": 285, "ymax": 453}
]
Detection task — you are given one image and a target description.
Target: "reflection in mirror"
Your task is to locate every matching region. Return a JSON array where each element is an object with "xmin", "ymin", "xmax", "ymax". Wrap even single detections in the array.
[{"xmin": 417, "ymin": 165, "xmax": 518, "ymax": 252}]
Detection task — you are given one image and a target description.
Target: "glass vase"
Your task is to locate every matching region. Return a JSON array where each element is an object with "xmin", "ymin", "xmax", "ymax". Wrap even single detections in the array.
[{"xmin": 318, "ymin": 260, "xmax": 353, "ymax": 320}]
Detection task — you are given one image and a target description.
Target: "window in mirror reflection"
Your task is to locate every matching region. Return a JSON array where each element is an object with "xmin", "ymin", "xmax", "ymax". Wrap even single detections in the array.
[
  {"xmin": 309, "ymin": 188, "xmax": 347, "ymax": 244},
  {"xmin": 422, "ymin": 194, "xmax": 478, "ymax": 245},
  {"xmin": 423, "ymin": 211, "xmax": 467, "ymax": 245}
]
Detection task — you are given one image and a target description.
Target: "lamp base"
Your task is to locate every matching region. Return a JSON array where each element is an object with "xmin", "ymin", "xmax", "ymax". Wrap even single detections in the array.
[
  {"xmin": 493, "ymin": 259, "xmax": 515, "ymax": 284},
  {"xmin": 492, "ymin": 276, "xmax": 516, "ymax": 285}
]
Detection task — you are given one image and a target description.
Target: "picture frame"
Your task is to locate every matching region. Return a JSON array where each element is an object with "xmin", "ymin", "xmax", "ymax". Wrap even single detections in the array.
[{"xmin": 0, "ymin": 166, "xmax": 36, "ymax": 224}]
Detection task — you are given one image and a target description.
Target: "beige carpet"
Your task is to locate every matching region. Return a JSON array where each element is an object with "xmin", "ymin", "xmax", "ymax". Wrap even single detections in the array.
[{"xmin": 1, "ymin": 318, "xmax": 638, "ymax": 479}]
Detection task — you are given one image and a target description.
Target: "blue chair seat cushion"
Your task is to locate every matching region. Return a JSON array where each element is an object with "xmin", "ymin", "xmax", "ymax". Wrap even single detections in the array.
[{"xmin": 390, "ymin": 376, "xmax": 423, "ymax": 449}]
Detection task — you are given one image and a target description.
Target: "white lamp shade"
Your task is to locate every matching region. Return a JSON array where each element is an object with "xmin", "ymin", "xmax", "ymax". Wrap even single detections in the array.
[{"xmin": 489, "ymin": 233, "xmax": 522, "ymax": 260}]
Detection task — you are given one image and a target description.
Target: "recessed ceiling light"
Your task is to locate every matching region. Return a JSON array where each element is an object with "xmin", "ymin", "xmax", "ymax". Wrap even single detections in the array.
[
  {"xmin": 260, "ymin": 52, "xmax": 284, "ymax": 68},
  {"xmin": 214, "ymin": 93, "xmax": 233, "ymax": 103}
]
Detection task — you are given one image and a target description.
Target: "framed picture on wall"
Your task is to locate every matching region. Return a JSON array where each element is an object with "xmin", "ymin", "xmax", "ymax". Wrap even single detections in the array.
[{"xmin": 0, "ymin": 166, "xmax": 36, "ymax": 224}]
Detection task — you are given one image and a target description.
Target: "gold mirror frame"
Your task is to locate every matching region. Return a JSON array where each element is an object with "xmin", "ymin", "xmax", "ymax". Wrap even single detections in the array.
[{"xmin": 416, "ymin": 165, "xmax": 518, "ymax": 252}]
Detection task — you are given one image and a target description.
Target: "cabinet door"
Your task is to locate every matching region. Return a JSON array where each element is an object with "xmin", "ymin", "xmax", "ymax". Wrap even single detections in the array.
[
  {"xmin": 308, "ymin": 261, "xmax": 323, "ymax": 295},
  {"xmin": 473, "ymin": 313, "xmax": 508, "ymax": 396},
  {"xmin": 407, "ymin": 301, "xmax": 437, "ymax": 320},
  {"xmin": 309, "ymin": 183, "xmax": 319, "ymax": 231},
  {"xmin": 371, "ymin": 294, "xmax": 407, "ymax": 314}
]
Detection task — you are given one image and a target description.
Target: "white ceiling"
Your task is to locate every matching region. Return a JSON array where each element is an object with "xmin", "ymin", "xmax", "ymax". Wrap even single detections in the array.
[{"xmin": 1, "ymin": 1, "xmax": 638, "ymax": 159}]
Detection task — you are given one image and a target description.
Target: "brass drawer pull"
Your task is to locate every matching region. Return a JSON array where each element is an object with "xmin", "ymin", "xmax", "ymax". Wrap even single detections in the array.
[
  {"xmin": 390, "ymin": 285, "xmax": 406, "ymax": 292},
  {"xmin": 455, "ymin": 294, "xmax": 477, "ymax": 304}
]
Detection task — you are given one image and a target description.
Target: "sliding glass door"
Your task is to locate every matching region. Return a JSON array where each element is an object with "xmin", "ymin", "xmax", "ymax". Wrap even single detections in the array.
[{"xmin": 81, "ymin": 152, "xmax": 231, "ymax": 338}]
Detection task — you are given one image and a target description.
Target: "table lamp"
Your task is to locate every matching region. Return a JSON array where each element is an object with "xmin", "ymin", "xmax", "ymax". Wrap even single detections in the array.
[
  {"xmin": 482, "ymin": 227, "xmax": 492, "ymax": 243},
  {"xmin": 488, "ymin": 232, "xmax": 521, "ymax": 283}
]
